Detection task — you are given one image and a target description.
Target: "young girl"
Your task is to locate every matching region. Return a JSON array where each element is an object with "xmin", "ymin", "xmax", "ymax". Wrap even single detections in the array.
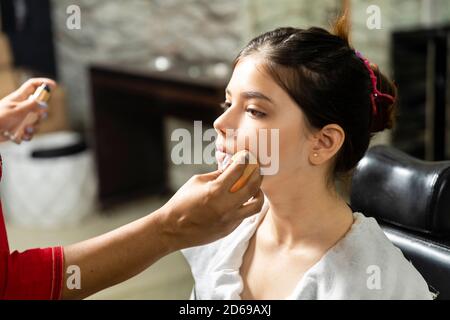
[{"xmin": 182, "ymin": 14, "xmax": 433, "ymax": 300}]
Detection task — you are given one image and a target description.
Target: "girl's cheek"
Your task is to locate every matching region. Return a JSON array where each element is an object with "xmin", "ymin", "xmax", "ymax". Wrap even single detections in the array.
[
  {"xmin": 230, "ymin": 126, "xmax": 258, "ymax": 156},
  {"xmin": 280, "ymin": 127, "xmax": 308, "ymax": 170},
  {"xmin": 234, "ymin": 127, "xmax": 276, "ymax": 168}
]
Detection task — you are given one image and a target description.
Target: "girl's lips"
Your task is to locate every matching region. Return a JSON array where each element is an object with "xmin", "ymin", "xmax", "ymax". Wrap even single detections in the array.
[{"xmin": 215, "ymin": 143, "xmax": 227, "ymax": 153}]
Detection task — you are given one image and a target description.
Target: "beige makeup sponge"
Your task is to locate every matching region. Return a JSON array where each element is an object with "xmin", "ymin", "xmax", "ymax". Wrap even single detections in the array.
[{"xmin": 229, "ymin": 150, "xmax": 259, "ymax": 193}]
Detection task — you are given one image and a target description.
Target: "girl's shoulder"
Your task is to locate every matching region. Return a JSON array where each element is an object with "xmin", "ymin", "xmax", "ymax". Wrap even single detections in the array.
[{"xmin": 308, "ymin": 212, "xmax": 434, "ymax": 299}]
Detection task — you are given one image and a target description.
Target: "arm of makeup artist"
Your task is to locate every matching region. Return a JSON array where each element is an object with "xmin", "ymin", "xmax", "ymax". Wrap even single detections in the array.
[{"xmin": 0, "ymin": 79, "xmax": 264, "ymax": 300}]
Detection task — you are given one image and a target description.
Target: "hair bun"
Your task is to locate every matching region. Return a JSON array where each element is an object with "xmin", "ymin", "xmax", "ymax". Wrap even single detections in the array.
[
  {"xmin": 370, "ymin": 65, "xmax": 398, "ymax": 133},
  {"xmin": 371, "ymin": 95, "xmax": 396, "ymax": 133}
]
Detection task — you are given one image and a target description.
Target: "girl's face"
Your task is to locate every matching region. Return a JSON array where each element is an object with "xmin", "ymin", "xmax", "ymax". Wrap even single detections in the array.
[{"xmin": 214, "ymin": 56, "xmax": 315, "ymax": 189}]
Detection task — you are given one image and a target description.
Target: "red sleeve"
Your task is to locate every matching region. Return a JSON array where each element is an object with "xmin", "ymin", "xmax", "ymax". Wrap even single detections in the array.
[
  {"xmin": 1, "ymin": 246, "xmax": 64, "ymax": 300},
  {"xmin": 0, "ymin": 204, "xmax": 65, "ymax": 300}
]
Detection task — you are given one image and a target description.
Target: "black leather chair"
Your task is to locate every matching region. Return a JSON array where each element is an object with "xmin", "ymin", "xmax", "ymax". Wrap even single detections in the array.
[{"xmin": 350, "ymin": 145, "xmax": 450, "ymax": 299}]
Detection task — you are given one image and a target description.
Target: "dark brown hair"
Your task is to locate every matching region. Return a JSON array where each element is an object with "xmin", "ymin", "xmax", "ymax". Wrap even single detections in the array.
[{"xmin": 233, "ymin": 13, "xmax": 397, "ymax": 181}]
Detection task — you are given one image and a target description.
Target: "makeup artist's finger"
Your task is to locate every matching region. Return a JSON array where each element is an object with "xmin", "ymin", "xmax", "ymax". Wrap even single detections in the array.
[
  {"xmin": 19, "ymin": 78, "xmax": 57, "ymax": 96},
  {"xmin": 219, "ymin": 155, "xmax": 234, "ymax": 172},
  {"xmin": 7, "ymin": 78, "xmax": 57, "ymax": 102},
  {"xmin": 11, "ymin": 99, "xmax": 40, "ymax": 118},
  {"xmin": 22, "ymin": 133, "xmax": 33, "ymax": 141},
  {"xmin": 24, "ymin": 126, "xmax": 33, "ymax": 135},
  {"xmin": 38, "ymin": 109, "xmax": 49, "ymax": 120},
  {"xmin": 214, "ymin": 151, "xmax": 249, "ymax": 190},
  {"xmin": 236, "ymin": 189, "xmax": 264, "ymax": 219},
  {"xmin": 197, "ymin": 169, "xmax": 222, "ymax": 181},
  {"xmin": 19, "ymin": 122, "xmax": 39, "ymax": 141}
]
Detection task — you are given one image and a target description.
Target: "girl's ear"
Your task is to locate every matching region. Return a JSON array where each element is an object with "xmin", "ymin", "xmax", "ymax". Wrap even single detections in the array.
[{"xmin": 309, "ymin": 124, "xmax": 345, "ymax": 165}]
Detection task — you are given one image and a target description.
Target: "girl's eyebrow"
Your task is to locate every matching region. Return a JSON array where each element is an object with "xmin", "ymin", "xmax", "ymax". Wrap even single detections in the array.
[{"xmin": 225, "ymin": 88, "xmax": 274, "ymax": 104}]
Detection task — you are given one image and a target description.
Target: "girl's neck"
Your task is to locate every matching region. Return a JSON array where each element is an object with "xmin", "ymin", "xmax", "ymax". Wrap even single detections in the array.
[{"xmin": 260, "ymin": 173, "xmax": 354, "ymax": 249}]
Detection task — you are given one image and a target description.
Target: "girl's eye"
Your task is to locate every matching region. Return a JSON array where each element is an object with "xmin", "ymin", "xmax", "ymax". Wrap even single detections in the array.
[
  {"xmin": 246, "ymin": 107, "xmax": 266, "ymax": 118},
  {"xmin": 220, "ymin": 101, "xmax": 232, "ymax": 110}
]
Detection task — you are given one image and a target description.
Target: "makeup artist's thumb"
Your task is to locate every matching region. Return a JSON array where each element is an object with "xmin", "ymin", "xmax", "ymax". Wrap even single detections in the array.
[
  {"xmin": 14, "ymin": 99, "xmax": 40, "ymax": 116},
  {"xmin": 197, "ymin": 169, "xmax": 222, "ymax": 181}
]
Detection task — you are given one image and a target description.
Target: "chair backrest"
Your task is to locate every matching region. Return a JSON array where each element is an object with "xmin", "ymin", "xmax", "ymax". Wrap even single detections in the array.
[{"xmin": 350, "ymin": 145, "xmax": 450, "ymax": 299}]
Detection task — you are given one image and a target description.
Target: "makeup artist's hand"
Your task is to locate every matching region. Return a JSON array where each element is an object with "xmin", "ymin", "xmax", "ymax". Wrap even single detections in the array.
[
  {"xmin": 0, "ymin": 78, "xmax": 56, "ymax": 142},
  {"xmin": 158, "ymin": 150, "xmax": 264, "ymax": 250}
]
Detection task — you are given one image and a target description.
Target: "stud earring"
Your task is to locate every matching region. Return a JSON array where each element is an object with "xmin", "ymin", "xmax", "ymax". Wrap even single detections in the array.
[{"xmin": 313, "ymin": 153, "xmax": 318, "ymax": 157}]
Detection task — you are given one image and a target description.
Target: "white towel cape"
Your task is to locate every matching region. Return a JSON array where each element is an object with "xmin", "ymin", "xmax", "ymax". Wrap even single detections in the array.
[{"xmin": 182, "ymin": 199, "xmax": 434, "ymax": 300}]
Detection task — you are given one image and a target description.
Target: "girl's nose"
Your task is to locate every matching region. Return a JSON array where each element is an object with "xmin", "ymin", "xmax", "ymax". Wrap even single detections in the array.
[{"xmin": 213, "ymin": 106, "xmax": 239, "ymax": 136}]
